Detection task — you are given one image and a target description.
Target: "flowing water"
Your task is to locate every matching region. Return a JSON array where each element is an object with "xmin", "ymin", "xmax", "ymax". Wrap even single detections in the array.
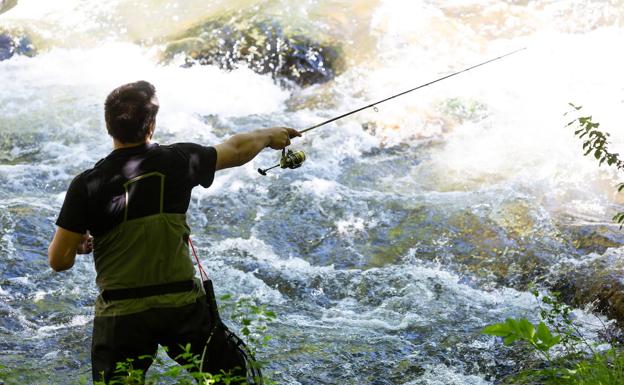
[{"xmin": 1, "ymin": 0, "xmax": 624, "ymax": 384}]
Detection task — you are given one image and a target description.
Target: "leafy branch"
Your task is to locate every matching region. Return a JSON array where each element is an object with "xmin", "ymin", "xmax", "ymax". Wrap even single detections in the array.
[
  {"xmin": 482, "ymin": 318, "xmax": 561, "ymax": 362},
  {"xmin": 566, "ymin": 103, "xmax": 624, "ymax": 228}
]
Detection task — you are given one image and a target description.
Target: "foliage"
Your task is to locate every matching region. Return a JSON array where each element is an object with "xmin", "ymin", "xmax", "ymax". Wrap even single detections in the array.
[
  {"xmin": 566, "ymin": 103, "xmax": 624, "ymax": 228},
  {"xmin": 482, "ymin": 318, "xmax": 560, "ymax": 359},
  {"xmin": 482, "ymin": 289, "xmax": 624, "ymax": 384},
  {"xmin": 221, "ymin": 293, "xmax": 277, "ymax": 354},
  {"xmin": 93, "ymin": 344, "xmax": 247, "ymax": 385}
]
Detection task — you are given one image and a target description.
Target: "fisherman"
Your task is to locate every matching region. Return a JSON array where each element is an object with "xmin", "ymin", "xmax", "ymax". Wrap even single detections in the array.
[{"xmin": 47, "ymin": 80, "xmax": 300, "ymax": 383}]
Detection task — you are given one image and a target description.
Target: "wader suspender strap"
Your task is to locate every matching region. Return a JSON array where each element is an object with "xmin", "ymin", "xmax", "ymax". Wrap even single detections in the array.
[
  {"xmin": 188, "ymin": 237, "xmax": 264, "ymax": 385},
  {"xmin": 123, "ymin": 172, "xmax": 165, "ymax": 221}
]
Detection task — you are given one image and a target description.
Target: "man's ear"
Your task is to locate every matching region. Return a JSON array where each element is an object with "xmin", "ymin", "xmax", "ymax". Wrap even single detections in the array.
[{"xmin": 148, "ymin": 124, "xmax": 155, "ymax": 140}]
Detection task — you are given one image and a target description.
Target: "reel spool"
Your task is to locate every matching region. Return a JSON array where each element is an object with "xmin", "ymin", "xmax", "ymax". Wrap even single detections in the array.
[
  {"xmin": 280, "ymin": 149, "xmax": 306, "ymax": 169},
  {"xmin": 258, "ymin": 148, "xmax": 306, "ymax": 175}
]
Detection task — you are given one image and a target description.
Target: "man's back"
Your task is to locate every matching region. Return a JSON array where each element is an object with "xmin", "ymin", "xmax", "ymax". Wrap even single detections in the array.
[{"xmin": 57, "ymin": 142, "xmax": 216, "ymax": 237}]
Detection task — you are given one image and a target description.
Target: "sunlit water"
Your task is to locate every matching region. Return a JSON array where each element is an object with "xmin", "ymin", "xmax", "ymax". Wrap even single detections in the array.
[{"xmin": 1, "ymin": 1, "xmax": 624, "ymax": 384}]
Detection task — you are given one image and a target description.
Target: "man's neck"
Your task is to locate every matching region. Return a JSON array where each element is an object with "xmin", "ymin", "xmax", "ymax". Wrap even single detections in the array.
[{"xmin": 113, "ymin": 139, "xmax": 151, "ymax": 150}]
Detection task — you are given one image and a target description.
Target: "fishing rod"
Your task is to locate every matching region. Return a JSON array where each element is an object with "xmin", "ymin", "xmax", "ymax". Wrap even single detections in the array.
[{"xmin": 258, "ymin": 47, "xmax": 527, "ymax": 176}]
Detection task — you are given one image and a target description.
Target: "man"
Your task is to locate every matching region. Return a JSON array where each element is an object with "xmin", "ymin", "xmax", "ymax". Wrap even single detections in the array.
[{"xmin": 48, "ymin": 80, "xmax": 300, "ymax": 382}]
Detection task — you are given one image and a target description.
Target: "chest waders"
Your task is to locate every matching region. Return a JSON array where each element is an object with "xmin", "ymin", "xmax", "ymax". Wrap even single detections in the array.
[
  {"xmin": 93, "ymin": 172, "xmax": 201, "ymax": 317},
  {"xmin": 92, "ymin": 172, "xmax": 263, "ymax": 384}
]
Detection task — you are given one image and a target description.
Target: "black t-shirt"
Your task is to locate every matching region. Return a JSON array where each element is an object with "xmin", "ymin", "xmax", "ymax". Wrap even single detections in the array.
[{"xmin": 56, "ymin": 142, "xmax": 217, "ymax": 237}]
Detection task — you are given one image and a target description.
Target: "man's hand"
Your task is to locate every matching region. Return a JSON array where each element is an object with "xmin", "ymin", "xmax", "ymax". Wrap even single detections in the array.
[
  {"xmin": 266, "ymin": 127, "xmax": 301, "ymax": 150},
  {"xmin": 215, "ymin": 126, "xmax": 301, "ymax": 170},
  {"xmin": 76, "ymin": 231, "xmax": 93, "ymax": 254},
  {"xmin": 48, "ymin": 227, "xmax": 91, "ymax": 271}
]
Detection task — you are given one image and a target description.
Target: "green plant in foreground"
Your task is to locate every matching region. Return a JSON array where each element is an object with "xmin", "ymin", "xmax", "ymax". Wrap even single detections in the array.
[
  {"xmin": 482, "ymin": 290, "xmax": 624, "ymax": 384},
  {"xmin": 482, "ymin": 318, "xmax": 561, "ymax": 361},
  {"xmin": 222, "ymin": 293, "xmax": 277, "ymax": 355},
  {"xmin": 94, "ymin": 344, "xmax": 247, "ymax": 385}
]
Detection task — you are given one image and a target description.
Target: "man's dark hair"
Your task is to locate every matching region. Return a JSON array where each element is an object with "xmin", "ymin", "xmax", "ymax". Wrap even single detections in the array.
[{"xmin": 104, "ymin": 81, "xmax": 159, "ymax": 143}]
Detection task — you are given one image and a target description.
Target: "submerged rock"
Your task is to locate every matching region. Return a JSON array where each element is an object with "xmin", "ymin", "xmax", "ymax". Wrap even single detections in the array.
[
  {"xmin": 0, "ymin": 29, "xmax": 35, "ymax": 61},
  {"xmin": 163, "ymin": 17, "xmax": 341, "ymax": 87}
]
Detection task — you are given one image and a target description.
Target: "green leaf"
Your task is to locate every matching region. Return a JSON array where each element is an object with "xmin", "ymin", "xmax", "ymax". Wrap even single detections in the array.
[
  {"xmin": 536, "ymin": 322, "xmax": 552, "ymax": 342},
  {"xmin": 482, "ymin": 323, "xmax": 512, "ymax": 337},
  {"xmin": 503, "ymin": 335, "xmax": 520, "ymax": 346},
  {"xmin": 517, "ymin": 318, "xmax": 535, "ymax": 340}
]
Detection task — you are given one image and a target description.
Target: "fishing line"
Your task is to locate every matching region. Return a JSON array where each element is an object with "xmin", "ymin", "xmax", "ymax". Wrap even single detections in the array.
[{"xmin": 258, "ymin": 47, "xmax": 527, "ymax": 175}]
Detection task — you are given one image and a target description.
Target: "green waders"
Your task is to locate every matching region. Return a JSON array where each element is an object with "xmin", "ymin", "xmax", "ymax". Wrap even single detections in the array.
[{"xmin": 90, "ymin": 173, "xmax": 253, "ymax": 383}]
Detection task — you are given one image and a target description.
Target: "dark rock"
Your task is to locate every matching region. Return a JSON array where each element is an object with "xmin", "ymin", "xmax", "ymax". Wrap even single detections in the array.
[
  {"xmin": 163, "ymin": 17, "xmax": 341, "ymax": 87},
  {"xmin": 0, "ymin": 29, "xmax": 35, "ymax": 61},
  {"xmin": 552, "ymin": 248, "xmax": 624, "ymax": 326}
]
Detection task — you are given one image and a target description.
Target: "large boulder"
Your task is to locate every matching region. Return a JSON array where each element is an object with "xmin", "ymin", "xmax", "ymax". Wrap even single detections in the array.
[
  {"xmin": 0, "ymin": 0, "xmax": 17, "ymax": 16},
  {"xmin": 0, "ymin": 29, "xmax": 35, "ymax": 61},
  {"xmin": 163, "ymin": 17, "xmax": 341, "ymax": 87}
]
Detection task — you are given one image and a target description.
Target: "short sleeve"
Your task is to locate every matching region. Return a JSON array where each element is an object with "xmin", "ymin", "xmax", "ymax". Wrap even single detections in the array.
[
  {"xmin": 56, "ymin": 174, "xmax": 89, "ymax": 234},
  {"xmin": 174, "ymin": 143, "xmax": 217, "ymax": 188}
]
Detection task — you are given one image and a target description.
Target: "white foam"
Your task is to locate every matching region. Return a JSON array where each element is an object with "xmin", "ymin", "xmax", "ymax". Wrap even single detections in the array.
[
  {"xmin": 36, "ymin": 314, "xmax": 91, "ymax": 336},
  {"xmin": 212, "ymin": 236, "xmax": 333, "ymax": 276},
  {"xmin": 407, "ymin": 364, "xmax": 491, "ymax": 385},
  {"xmin": 336, "ymin": 215, "xmax": 368, "ymax": 236}
]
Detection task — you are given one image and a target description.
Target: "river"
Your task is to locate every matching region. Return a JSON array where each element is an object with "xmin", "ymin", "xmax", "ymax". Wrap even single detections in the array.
[{"xmin": 1, "ymin": 0, "xmax": 624, "ymax": 384}]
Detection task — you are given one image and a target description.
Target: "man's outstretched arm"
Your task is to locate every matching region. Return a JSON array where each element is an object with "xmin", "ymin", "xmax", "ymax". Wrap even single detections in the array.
[{"xmin": 214, "ymin": 127, "xmax": 301, "ymax": 170}]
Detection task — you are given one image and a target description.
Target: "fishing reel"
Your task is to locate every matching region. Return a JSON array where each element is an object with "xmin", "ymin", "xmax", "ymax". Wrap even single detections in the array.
[{"xmin": 258, "ymin": 148, "xmax": 306, "ymax": 175}]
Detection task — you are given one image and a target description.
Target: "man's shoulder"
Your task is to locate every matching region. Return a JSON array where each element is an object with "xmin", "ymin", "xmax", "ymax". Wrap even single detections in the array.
[
  {"xmin": 161, "ymin": 142, "xmax": 216, "ymax": 158},
  {"xmin": 164, "ymin": 142, "xmax": 214, "ymax": 150}
]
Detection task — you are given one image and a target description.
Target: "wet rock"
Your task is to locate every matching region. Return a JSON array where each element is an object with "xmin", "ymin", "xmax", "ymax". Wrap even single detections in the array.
[
  {"xmin": 364, "ymin": 200, "xmax": 566, "ymax": 290},
  {"xmin": 0, "ymin": 0, "xmax": 17, "ymax": 16},
  {"xmin": 0, "ymin": 29, "xmax": 35, "ymax": 61},
  {"xmin": 552, "ymin": 248, "xmax": 624, "ymax": 326},
  {"xmin": 163, "ymin": 17, "xmax": 341, "ymax": 87},
  {"xmin": 561, "ymin": 224, "xmax": 624, "ymax": 255}
]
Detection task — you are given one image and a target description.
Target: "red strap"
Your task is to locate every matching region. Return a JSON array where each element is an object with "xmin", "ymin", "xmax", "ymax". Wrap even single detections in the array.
[{"xmin": 188, "ymin": 237, "xmax": 208, "ymax": 282}]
